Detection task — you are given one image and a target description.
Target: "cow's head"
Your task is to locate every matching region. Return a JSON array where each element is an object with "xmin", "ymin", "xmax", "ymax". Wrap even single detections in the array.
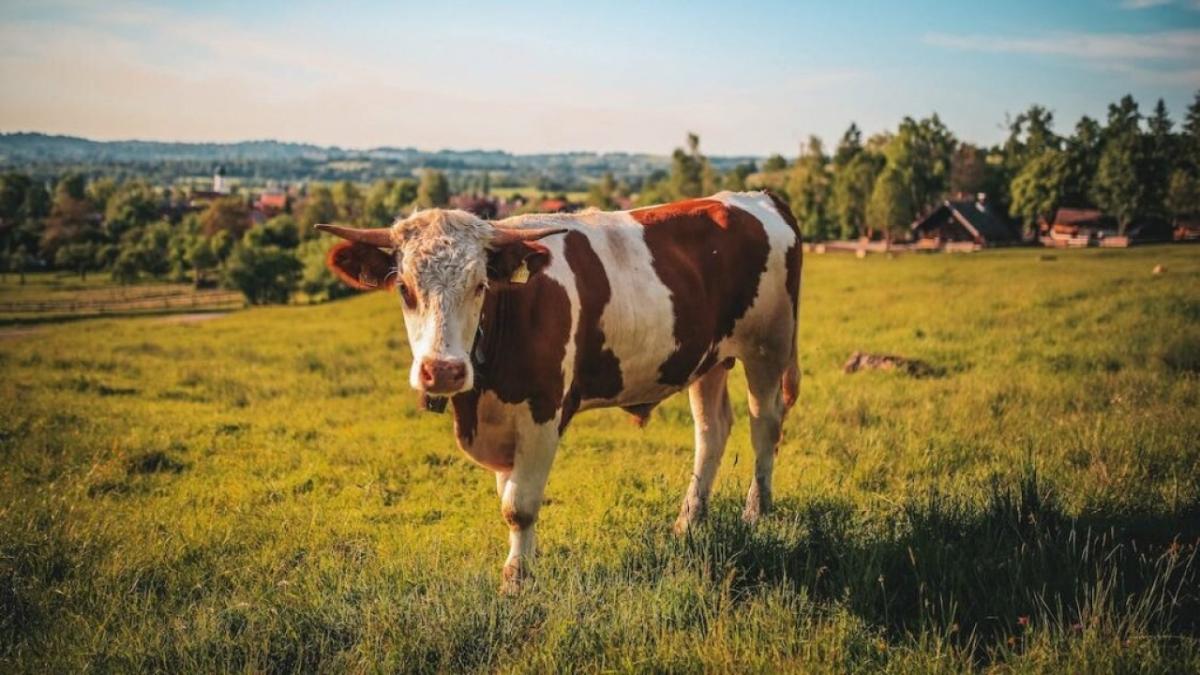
[{"xmin": 317, "ymin": 209, "xmax": 565, "ymax": 396}]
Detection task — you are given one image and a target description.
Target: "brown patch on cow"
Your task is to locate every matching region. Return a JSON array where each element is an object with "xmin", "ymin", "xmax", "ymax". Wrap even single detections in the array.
[
  {"xmin": 502, "ymin": 504, "xmax": 536, "ymax": 531},
  {"xmin": 631, "ymin": 199, "xmax": 771, "ymax": 386},
  {"xmin": 622, "ymin": 402, "xmax": 657, "ymax": 427},
  {"xmin": 452, "ymin": 269, "xmax": 572, "ymax": 436},
  {"xmin": 558, "ymin": 231, "xmax": 623, "ymax": 431},
  {"xmin": 326, "ymin": 241, "xmax": 396, "ymax": 291}
]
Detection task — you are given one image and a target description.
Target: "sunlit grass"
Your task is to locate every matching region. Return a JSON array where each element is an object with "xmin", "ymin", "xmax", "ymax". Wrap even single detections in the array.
[{"xmin": 2, "ymin": 245, "xmax": 1199, "ymax": 671}]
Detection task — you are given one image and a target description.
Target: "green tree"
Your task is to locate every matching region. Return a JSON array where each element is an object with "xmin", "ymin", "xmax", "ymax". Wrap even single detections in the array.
[
  {"xmin": 787, "ymin": 136, "xmax": 833, "ymax": 240},
  {"xmin": 416, "ymin": 170, "xmax": 450, "ymax": 208},
  {"xmin": 586, "ymin": 172, "xmax": 621, "ymax": 209},
  {"xmin": 885, "ymin": 115, "xmax": 956, "ymax": 219},
  {"xmin": 298, "ymin": 239, "xmax": 355, "ymax": 302},
  {"xmin": 1144, "ymin": 99, "xmax": 1175, "ymax": 217},
  {"xmin": 332, "ymin": 180, "xmax": 363, "ymax": 223},
  {"xmin": 362, "ymin": 178, "xmax": 418, "ymax": 228},
  {"xmin": 104, "ymin": 181, "xmax": 159, "ymax": 240},
  {"xmin": 762, "ymin": 154, "xmax": 788, "ymax": 172},
  {"xmin": 187, "ymin": 236, "xmax": 220, "ymax": 287},
  {"xmin": 1010, "ymin": 150, "xmax": 1068, "ymax": 232},
  {"xmin": 722, "ymin": 163, "xmax": 755, "ymax": 192},
  {"xmin": 866, "ymin": 166, "xmax": 913, "ymax": 241},
  {"xmin": 224, "ymin": 234, "xmax": 302, "ymax": 305},
  {"xmin": 298, "ymin": 184, "xmax": 338, "ymax": 232},
  {"xmin": 1062, "ymin": 116, "xmax": 1102, "ymax": 207},
  {"xmin": 1166, "ymin": 170, "xmax": 1200, "ymax": 223},
  {"xmin": 831, "ymin": 153, "xmax": 881, "ymax": 239},
  {"xmin": 1093, "ymin": 95, "xmax": 1148, "ymax": 234},
  {"xmin": 54, "ymin": 242, "xmax": 97, "ymax": 279}
]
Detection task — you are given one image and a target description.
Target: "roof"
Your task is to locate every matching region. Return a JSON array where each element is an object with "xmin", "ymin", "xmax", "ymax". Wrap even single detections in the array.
[
  {"xmin": 257, "ymin": 192, "xmax": 287, "ymax": 209},
  {"xmin": 1053, "ymin": 208, "xmax": 1113, "ymax": 228},
  {"xmin": 911, "ymin": 199, "xmax": 1017, "ymax": 242}
]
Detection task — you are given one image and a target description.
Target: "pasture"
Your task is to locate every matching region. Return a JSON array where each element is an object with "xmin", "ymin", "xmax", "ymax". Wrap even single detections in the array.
[{"xmin": 2, "ymin": 246, "xmax": 1199, "ymax": 672}]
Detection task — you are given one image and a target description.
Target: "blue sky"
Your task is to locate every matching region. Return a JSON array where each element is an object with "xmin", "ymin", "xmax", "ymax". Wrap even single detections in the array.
[{"xmin": 0, "ymin": 0, "xmax": 1197, "ymax": 155}]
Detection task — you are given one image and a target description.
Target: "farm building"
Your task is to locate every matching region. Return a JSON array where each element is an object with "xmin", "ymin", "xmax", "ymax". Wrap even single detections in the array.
[
  {"xmin": 910, "ymin": 195, "xmax": 1018, "ymax": 251},
  {"xmin": 1043, "ymin": 208, "xmax": 1175, "ymax": 247}
]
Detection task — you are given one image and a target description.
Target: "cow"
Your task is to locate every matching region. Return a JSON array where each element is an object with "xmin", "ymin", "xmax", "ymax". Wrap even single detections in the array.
[{"xmin": 316, "ymin": 191, "xmax": 802, "ymax": 591}]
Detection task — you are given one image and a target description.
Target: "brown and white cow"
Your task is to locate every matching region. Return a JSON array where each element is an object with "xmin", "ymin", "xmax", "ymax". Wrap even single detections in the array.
[{"xmin": 317, "ymin": 191, "xmax": 802, "ymax": 590}]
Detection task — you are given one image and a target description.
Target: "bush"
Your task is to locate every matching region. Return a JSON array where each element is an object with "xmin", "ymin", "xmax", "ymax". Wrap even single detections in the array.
[
  {"xmin": 224, "ymin": 240, "xmax": 301, "ymax": 305},
  {"xmin": 298, "ymin": 239, "xmax": 356, "ymax": 303}
]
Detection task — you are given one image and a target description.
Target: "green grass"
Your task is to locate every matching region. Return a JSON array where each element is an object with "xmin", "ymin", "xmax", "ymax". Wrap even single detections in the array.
[{"xmin": 2, "ymin": 246, "xmax": 1199, "ymax": 672}]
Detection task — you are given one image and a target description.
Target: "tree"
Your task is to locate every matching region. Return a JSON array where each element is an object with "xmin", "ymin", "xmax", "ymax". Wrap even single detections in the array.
[
  {"xmin": 298, "ymin": 184, "xmax": 338, "ymax": 232},
  {"xmin": 332, "ymin": 180, "xmax": 363, "ymax": 223},
  {"xmin": 363, "ymin": 178, "xmax": 418, "ymax": 228},
  {"xmin": 722, "ymin": 162, "xmax": 755, "ymax": 192},
  {"xmin": 54, "ymin": 242, "xmax": 98, "ymax": 279},
  {"xmin": 1093, "ymin": 95, "xmax": 1148, "ymax": 234},
  {"xmin": 949, "ymin": 143, "xmax": 988, "ymax": 196},
  {"xmin": 224, "ymin": 235, "xmax": 302, "ymax": 305},
  {"xmin": 1010, "ymin": 150, "xmax": 1068, "ymax": 232},
  {"xmin": 1167, "ymin": 170, "xmax": 1200, "ymax": 223},
  {"xmin": 586, "ymin": 172, "xmax": 621, "ymax": 209},
  {"xmin": 104, "ymin": 181, "xmax": 159, "ymax": 240},
  {"xmin": 787, "ymin": 136, "xmax": 833, "ymax": 240},
  {"xmin": 298, "ymin": 239, "xmax": 355, "ymax": 302},
  {"xmin": 1144, "ymin": 99, "xmax": 1175, "ymax": 217},
  {"xmin": 200, "ymin": 196, "xmax": 251, "ymax": 238},
  {"xmin": 884, "ymin": 115, "xmax": 956, "ymax": 218},
  {"xmin": 831, "ymin": 152, "xmax": 881, "ymax": 239},
  {"xmin": 866, "ymin": 166, "xmax": 913, "ymax": 241},
  {"xmin": 1062, "ymin": 116, "xmax": 1102, "ymax": 207},
  {"xmin": 41, "ymin": 172, "xmax": 96, "ymax": 262},
  {"xmin": 187, "ymin": 236, "xmax": 219, "ymax": 287},
  {"xmin": 416, "ymin": 170, "xmax": 450, "ymax": 208},
  {"xmin": 248, "ymin": 215, "xmax": 300, "ymax": 249},
  {"xmin": 667, "ymin": 133, "xmax": 715, "ymax": 199},
  {"xmin": 762, "ymin": 154, "xmax": 788, "ymax": 172}
]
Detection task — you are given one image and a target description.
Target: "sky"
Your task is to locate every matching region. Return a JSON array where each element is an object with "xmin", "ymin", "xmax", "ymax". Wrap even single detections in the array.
[{"xmin": 0, "ymin": 0, "xmax": 1198, "ymax": 156}]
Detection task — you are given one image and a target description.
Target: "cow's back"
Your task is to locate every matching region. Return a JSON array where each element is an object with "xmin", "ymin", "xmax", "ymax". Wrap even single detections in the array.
[{"xmin": 510, "ymin": 191, "xmax": 800, "ymax": 423}]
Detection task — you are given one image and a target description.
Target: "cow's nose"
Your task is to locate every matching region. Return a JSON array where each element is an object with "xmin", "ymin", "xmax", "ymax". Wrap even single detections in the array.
[{"xmin": 419, "ymin": 358, "xmax": 467, "ymax": 393}]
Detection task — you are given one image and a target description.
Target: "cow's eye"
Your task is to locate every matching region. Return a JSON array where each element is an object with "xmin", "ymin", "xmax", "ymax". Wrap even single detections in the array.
[
  {"xmin": 475, "ymin": 282, "xmax": 486, "ymax": 297},
  {"xmin": 398, "ymin": 282, "xmax": 416, "ymax": 309}
]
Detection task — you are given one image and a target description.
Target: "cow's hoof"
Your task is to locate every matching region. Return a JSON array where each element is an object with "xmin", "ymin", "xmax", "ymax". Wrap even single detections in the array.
[
  {"xmin": 741, "ymin": 503, "xmax": 770, "ymax": 525},
  {"xmin": 500, "ymin": 561, "xmax": 531, "ymax": 595}
]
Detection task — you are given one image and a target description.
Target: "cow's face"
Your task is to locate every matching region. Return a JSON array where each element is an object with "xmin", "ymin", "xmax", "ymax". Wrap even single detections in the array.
[{"xmin": 318, "ymin": 210, "xmax": 564, "ymax": 396}]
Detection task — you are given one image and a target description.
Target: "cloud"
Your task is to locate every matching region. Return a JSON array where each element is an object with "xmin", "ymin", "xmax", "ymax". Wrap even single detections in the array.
[
  {"xmin": 923, "ymin": 29, "xmax": 1200, "ymax": 85},
  {"xmin": 1119, "ymin": 0, "xmax": 1200, "ymax": 9}
]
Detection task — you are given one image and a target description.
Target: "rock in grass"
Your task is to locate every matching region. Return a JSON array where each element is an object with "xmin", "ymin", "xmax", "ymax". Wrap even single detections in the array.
[{"xmin": 842, "ymin": 351, "xmax": 942, "ymax": 378}]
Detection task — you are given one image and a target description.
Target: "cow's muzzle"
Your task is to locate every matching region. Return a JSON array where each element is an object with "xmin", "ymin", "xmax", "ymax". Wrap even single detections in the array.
[{"xmin": 418, "ymin": 357, "xmax": 468, "ymax": 394}]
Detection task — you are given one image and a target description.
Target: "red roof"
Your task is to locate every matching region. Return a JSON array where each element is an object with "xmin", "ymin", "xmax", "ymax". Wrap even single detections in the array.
[
  {"xmin": 540, "ymin": 198, "xmax": 571, "ymax": 213},
  {"xmin": 257, "ymin": 192, "xmax": 287, "ymax": 210},
  {"xmin": 1053, "ymin": 208, "xmax": 1109, "ymax": 227}
]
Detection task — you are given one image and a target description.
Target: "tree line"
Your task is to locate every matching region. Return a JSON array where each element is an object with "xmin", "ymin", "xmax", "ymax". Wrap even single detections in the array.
[{"xmin": 592, "ymin": 91, "xmax": 1199, "ymax": 241}]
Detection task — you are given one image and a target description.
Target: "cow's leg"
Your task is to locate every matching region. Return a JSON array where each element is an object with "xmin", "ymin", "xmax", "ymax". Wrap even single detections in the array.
[
  {"xmin": 674, "ymin": 364, "xmax": 733, "ymax": 534},
  {"xmin": 498, "ymin": 419, "xmax": 558, "ymax": 593},
  {"xmin": 742, "ymin": 353, "xmax": 789, "ymax": 523}
]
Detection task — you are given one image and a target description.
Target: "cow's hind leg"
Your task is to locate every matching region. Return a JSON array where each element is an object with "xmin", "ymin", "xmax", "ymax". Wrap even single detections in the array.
[
  {"xmin": 498, "ymin": 419, "xmax": 558, "ymax": 593},
  {"xmin": 674, "ymin": 364, "xmax": 733, "ymax": 534},
  {"xmin": 742, "ymin": 353, "xmax": 789, "ymax": 523}
]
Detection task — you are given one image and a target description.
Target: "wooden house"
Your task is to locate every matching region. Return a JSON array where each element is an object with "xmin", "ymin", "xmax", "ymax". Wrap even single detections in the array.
[{"xmin": 910, "ymin": 195, "xmax": 1018, "ymax": 250}]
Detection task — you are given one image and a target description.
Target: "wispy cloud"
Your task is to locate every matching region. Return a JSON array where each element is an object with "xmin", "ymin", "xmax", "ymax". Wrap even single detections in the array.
[
  {"xmin": 1119, "ymin": 0, "xmax": 1200, "ymax": 10},
  {"xmin": 923, "ymin": 29, "xmax": 1200, "ymax": 85}
]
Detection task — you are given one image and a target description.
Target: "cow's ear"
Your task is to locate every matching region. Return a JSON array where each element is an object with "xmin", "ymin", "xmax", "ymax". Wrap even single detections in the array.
[
  {"xmin": 486, "ymin": 241, "xmax": 551, "ymax": 282},
  {"xmin": 326, "ymin": 241, "xmax": 397, "ymax": 291}
]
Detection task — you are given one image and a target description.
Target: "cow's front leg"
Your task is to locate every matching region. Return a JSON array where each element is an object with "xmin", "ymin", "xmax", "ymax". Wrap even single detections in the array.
[{"xmin": 497, "ymin": 418, "xmax": 559, "ymax": 593}]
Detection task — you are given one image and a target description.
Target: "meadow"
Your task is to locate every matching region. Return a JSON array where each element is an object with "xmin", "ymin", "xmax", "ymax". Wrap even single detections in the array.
[{"xmin": 1, "ymin": 246, "xmax": 1199, "ymax": 672}]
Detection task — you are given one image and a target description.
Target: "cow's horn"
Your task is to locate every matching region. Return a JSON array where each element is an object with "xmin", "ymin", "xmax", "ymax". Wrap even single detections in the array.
[
  {"xmin": 314, "ymin": 224, "xmax": 395, "ymax": 248},
  {"xmin": 489, "ymin": 226, "xmax": 568, "ymax": 247}
]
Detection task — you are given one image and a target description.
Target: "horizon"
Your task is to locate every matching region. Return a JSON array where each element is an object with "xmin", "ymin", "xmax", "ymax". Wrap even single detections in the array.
[{"xmin": 1, "ymin": 1, "xmax": 1198, "ymax": 156}]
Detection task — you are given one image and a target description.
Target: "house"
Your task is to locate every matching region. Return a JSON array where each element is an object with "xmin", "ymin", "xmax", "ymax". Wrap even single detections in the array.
[
  {"xmin": 255, "ymin": 191, "xmax": 289, "ymax": 216},
  {"xmin": 910, "ymin": 195, "xmax": 1018, "ymax": 251},
  {"xmin": 1044, "ymin": 208, "xmax": 1174, "ymax": 247},
  {"xmin": 538, "ymin": 197, "xmax": 579, "ymax": 213},
  {"xmin": 1175, "ymin": 215, "xmax": 1200, "ymax": 242}
]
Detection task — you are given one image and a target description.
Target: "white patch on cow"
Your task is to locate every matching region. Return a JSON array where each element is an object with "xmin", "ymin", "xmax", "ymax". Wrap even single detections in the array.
[
  {"xmin": 711, "ymin": 191, "xmax": 799, "ymax": 353},
  {"xmin": 498, "ymin": 209, "xmax": 680, "ymax": 408}
]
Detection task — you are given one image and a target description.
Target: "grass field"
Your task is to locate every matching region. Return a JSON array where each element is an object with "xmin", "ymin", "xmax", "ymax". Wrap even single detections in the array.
[{"xmin": 2, "ymin": 246, "xmax": 1199, "ymax": 672}]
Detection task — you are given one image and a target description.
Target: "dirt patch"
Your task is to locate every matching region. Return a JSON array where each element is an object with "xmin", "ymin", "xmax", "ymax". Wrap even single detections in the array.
[{"xmin": 159, "ymin": 312, "xmax": 230, "ymax": 324}]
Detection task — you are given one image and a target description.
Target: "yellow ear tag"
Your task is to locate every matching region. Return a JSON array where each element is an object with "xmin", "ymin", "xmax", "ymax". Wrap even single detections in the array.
[{"xmin": 510, "ymin": 260, "xmax": 530, "ymax": 284}]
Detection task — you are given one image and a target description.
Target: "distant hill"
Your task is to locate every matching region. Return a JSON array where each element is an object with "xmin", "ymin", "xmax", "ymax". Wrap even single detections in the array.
[{"xmin": 0, "ymin": 132, "xmax": 762, "ymax": 187}]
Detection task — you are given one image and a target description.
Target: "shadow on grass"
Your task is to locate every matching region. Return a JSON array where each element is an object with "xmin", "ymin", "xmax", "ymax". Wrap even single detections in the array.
[{"xmin": 620, "ymin": 470, "xmax": 1200, "ymax": 659}]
